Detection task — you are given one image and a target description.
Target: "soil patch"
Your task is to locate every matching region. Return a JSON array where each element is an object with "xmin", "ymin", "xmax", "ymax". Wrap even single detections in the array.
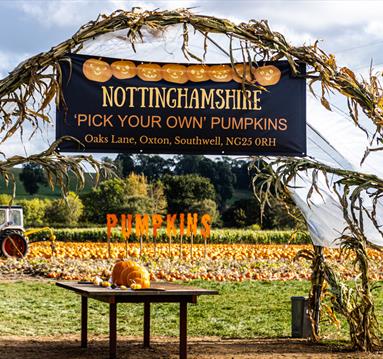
[{"xmin": 0, "ymin": 336, "xmax": 382, "ymax": 359}]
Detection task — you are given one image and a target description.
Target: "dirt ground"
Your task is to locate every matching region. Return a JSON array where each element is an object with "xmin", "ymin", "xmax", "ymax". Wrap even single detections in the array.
[{"xmin": 1, "ymin": 336, "xmax": 383, "ymax": 359}]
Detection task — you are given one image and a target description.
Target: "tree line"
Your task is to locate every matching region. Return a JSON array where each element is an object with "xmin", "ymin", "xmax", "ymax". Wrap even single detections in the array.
[{"xmin": 16, "ymin": 155, "xmax": 298, "ymax": 229}]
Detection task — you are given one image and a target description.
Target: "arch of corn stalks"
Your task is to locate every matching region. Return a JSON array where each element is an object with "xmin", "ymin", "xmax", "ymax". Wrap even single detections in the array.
[{"xmin": 0, "ymin": 7, "xmax": 382, "ymax": 350}]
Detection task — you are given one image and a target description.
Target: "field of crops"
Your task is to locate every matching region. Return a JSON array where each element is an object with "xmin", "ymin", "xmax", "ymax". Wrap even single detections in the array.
[
  {"xmin": 27, "ymin": 227, "xmax": 311, "ymax": 244},
  {"xmin": 2, "ymin": 241, "xmax": 383, "ymax": 283}
]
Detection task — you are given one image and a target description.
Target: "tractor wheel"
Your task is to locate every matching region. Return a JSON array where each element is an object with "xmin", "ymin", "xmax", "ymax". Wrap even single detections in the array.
[{"xmin": 1, "ymin": 232, "xmax": 28, "ymax": 258}]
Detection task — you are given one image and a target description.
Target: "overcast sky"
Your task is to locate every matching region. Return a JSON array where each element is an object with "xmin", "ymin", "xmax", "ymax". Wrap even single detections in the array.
[{"xmin": 1, "ymin": 0, "xmax": 383, "ymax": 160}]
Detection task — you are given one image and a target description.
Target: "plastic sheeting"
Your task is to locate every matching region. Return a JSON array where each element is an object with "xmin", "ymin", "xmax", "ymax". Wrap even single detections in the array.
[{"xmin": 78, "ymin": 25, "xmax": 383, "ymax": 248}]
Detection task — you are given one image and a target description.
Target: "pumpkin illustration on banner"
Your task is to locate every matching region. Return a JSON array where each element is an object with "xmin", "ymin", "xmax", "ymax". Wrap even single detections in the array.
[
  {"xmin": 209, "ymin": 64, "xmax": 233, "ymax": 82},
  {"xmin": 111, "ymin": 60, "xmax": 137, "ymax": 79},
  {"xmin": 187, "ymin": 64, "xmax": 210, "ymax": 82},
  {"xmin": 82, "ymin": 58, "xmax": 112, "ymax": 82},
  {"xmin": 232, "ymin": 63, "xmax": 255, "ymax": 83},
  {"xmin": 162, "ymin": 64, "xmax": 188, "ymax": 84},
  {"xmin": 137, "ymin": 63, "xmax": 162, "ymax": 81},
  {"xmin": 254, "ymin": 65, "xmax": 281, "ymax": 86}
]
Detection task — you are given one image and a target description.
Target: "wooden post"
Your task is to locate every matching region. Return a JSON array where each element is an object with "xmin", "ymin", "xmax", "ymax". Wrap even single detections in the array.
[
  {"xmin": 312, "ymin": 245, "xmax": 324, "ymax": 338},
  {"xmin": 190, "ymin": 234, "xmax": 193, "ymax": 262},
  {"xmin": 143, "ymin": 302, "xmax": 150, "ymax": 348},
  {"xmin": 81, "ymin": 296, "xmax": 88, "ymax": 348},
  {"xmin": 180, "ymin": 301, "xmax": 187, "ymax": 359},
  {"xmin": 180, "ymin": 235, "xmax": 183, "ymax": 260},
  {"xmin": 139, "ymin": 235, "xmax": 143, "ymax": 258},
  {"xmin": 109, "ymin": 302, "xmax": 117, "ymax": 359}
]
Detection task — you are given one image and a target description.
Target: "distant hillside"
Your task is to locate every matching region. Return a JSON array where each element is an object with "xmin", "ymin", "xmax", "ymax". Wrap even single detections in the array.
[{"xmin": 0, "ymin": 168, "xmax": 97, "ymax": 198}]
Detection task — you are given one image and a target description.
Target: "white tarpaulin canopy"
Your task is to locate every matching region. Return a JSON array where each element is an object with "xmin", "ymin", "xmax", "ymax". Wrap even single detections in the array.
[{"xmin": 78, "ymin": 25, "xmax": 383, "ymax": 248}]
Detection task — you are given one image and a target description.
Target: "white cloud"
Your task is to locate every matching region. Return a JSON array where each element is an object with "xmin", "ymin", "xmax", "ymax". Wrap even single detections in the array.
[{"xmin": 0, "ymin": 51, "xmax": 31, "ymax": 79}]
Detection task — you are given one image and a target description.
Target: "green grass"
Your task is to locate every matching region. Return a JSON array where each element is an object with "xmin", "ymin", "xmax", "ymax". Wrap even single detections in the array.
[
  {"xmin": 0, "ymin": 279, "xmax": 372, "ymax": 340},
  {"xmin": 0, "ymin": 168, "xmax": 96, "ymax": 199}
]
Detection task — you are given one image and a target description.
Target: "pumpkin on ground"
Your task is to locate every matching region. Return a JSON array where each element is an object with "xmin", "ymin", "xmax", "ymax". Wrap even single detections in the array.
[{"xmin": 82, "ymin": 58, "xmax": 112, "ymax": 82}]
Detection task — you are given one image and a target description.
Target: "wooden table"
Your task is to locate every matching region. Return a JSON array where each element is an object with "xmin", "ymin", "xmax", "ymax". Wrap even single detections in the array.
[{"xmin": 56, "ymin": 281, "xmax": 218, "ymax": 359}]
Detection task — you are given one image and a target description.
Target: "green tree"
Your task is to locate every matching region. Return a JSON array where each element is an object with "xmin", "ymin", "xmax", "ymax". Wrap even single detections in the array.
[
  {"xmin": 19, "ymin": 163, "xmax": 47, "ymax": 195},
  {"xmin": 134, "ymin": 154, "xmax": 174, "ymax": 181},
  {"xmin": 17, "ymin": 198, "xmax": 50, "ymax": 227},
  {"xmin": 81, "ymin": 174, "xmax": 167, "ymax": 223},
  {"xmin": 45, "ymin": 192, "xmax": 84, "ymax": 226},
  {"xmin": 114, "ymin": 153, "xmax": 135, "ymax": 177},
  {"xmin": 174, "ymin": 155, "xmax": 235, "ymax": 209},
  {"xmin": 230, "ymin": 159, "xmax": 251, "ymax": 190},
  {"xmin": 188, "ymin": 198, "xmax": 220, "ymax": 224},
  {"xmin": 81, "ymin": 178, "xmax": 127, "ymax": 223},
  {"xmin": 162, "ymin": 174, "xmax": 216, "ymax": 213},
  {"xmin": 0, "ymin": 194, "xmax": 12, "ymax": 205}
]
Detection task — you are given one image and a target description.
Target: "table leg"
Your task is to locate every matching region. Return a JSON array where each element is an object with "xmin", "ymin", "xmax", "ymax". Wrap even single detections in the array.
[
  {"xmin": 180, "ymin": 301, "xmax": 187, "ymax": 359},
  {"xmin": 109, "ymin": 302, "xmax": 117, "ymax": 359},
  {"xmin": 81, "ymin": 296, "xmax": 88, "ymax": 348},
  {"xmin": 144, "ymin": 302, "xmax": 150, "ymax": 348}
]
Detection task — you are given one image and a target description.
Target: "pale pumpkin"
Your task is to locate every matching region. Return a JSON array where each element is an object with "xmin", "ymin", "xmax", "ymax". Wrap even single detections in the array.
[
  {"xmin": 162, "ymin": 64, "xmax": 188, "ymax": 84},
  {"xmin": 111, "ymin": 60, "xmax": 137, "ymax": 79},
  {"xmin": 82, "ymin": 58, "xmax": 112, "ymax": 82},
  {"xmin": 254, "ymin": 65, "xmax": 281, "ymax": 86},
  {"xmin": 137, "ymin": 63, "xmax": 162, "ymax": 81}
]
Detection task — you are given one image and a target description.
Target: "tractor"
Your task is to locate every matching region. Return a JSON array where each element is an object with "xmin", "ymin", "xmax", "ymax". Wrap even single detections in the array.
[{"xmin": 0, "ymin": 205, "xmax": 55, "ymax": 258}]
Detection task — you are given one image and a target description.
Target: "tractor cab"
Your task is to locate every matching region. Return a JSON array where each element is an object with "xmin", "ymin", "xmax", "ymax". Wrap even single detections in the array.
[
  {"xmin": 0, "ymin": 206, "xmax": 24, "ymax": 231},
  {"xmin": 0, "ymin": 205, "xmax": 27, "ymax": 258}
]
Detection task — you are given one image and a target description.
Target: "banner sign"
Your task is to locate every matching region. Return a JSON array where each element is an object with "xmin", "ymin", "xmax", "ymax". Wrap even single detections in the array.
[{"xmin": 56, "ymin": 54, "xmax": 306, "ymax": 156}]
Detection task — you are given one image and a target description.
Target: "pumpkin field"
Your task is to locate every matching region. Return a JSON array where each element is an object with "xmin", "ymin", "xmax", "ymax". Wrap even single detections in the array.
[{"xmin": 2, "ymin": 238, "xmax": 383, "ymax": 283}]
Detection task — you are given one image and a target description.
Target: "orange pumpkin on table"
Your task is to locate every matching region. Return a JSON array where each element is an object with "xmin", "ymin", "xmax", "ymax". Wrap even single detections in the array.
[
  {"xmin": 162, "ymin": 64, "xmax": 188, "ymax": 84},
  {"xmin": 232, "ymin": 63, "xmax": 255, "ymax": 83},
  {"xmin": 137, "ymin": 63, "xmax": 162, "ymax": 81},
  {"xmin": 121, "ymin": 267, "xmax": 150, "ymax": 288},
  {"xmin": 209, "ymin": 64, "xmax": 233, "ymax": 82},
  {"xmin": 187, "ymin": 64, "xmax": 210, "ymax": 82},
  {"xmin": 111, "ymin": 60, "xmax": 137, "ymax": 79},
  {"xmin": 111, "ymin": 260, "xmax": 141, "ymax": 286},
  {"xmin": 254, "ymin": 65, "xmax": 281, "ymax": 86},
  {"xmin": 82, "ymin": 58, "xmax": 112, "ymax": 82}
]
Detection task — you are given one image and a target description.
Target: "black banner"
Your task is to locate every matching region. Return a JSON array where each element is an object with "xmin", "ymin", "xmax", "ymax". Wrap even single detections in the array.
[{"xmin": 56, "ymin": 54, "xmax": 306, "ymax": 156}]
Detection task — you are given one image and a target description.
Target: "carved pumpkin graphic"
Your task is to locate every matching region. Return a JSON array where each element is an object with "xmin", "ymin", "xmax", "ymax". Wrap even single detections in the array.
[
  {"xmin": 254, "ymin": 65, "xmax": 281, "ymax": 86},
  {"xmin": 209, "ymin": 65, "xmax": 233, "ymax": 82},
  {"xmin": 163, "ymin": 64, "xmax": 188, "ymax": 84},
  {"xmin": 82, "ymin": 58, "xmax": 112, "ymax": 82},
  {"xmin": 111, "ymin": 60, "xmax": 137, "ymax": 79},
  {"xmin": 232, "ymin": 63, "xmax": 255, "ymax": 83},
  {"xmin": 187, "ymin": 64, "xmax": 210, "ymax": 82},
  {"xmin": 137, "ymin": 63, "xmax": 162, "ymax": 81}
]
